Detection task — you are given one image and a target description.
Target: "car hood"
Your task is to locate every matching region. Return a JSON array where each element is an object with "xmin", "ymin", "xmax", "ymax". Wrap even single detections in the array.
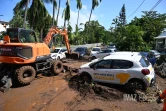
[{"xmin": 80, "ymin": 58, "xmax": 99, "ymax": 68}]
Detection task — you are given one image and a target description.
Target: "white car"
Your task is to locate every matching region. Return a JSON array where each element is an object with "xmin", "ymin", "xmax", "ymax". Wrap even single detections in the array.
[
  {"xmin": 90, "ymin": 47, "xmax": 101, "ymax": 55},
  {"xmin": 79, "ymin": 52, "xmax": 156, "ymax": 92},
  {"xmin": 51, "ymin": 48, "xmax": 67, "ymax": 60},
  {"xmin": 91, "ymin": 49, "xmax": 116, "ymax": 60}
]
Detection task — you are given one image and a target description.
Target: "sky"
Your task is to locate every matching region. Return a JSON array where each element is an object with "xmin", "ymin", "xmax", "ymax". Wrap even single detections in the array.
[{"xmin": 0, "ymin": 0, "xmax": 165, "ymax": 31}]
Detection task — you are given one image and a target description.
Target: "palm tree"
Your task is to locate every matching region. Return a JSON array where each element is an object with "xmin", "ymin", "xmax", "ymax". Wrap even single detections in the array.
[
  {"xmin": 89, "ymin": 0, "xmax": 102, "ymax": 23},
  {"xmin": 52, "ymin": 0, "xmax": 57, "ymax": 25},
  {"xmin": 112, "ymin": 16, "xmax": 119, "ymax": 29},
  {"xmin": 76, "ymin": 0, "xmax": 82, "ymax": 27},
  {"xmin": 56, "ymin": 0, "xmax": 61, "ymax": 26},
  {"xmin": 62, "ymin": 0, "xmax": 70, "ymax": 28},
  {"xmin": 14, "ymin": 0, "xmax": 53, "ymax": 28}
]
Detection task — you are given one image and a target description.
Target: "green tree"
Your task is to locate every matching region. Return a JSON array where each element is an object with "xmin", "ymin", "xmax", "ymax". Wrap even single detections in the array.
[
  {"xmin": 114, "ymin": 25, "xmax": 149, "ymax": 51},
  {"xmin": 130, "ymin": 11, "xmax": 166, "ymax": 48},
  {"xmin": 76, "ymin": 0, "xmax": 82, "ymax": 27},
  {"xmin": 84, "ymin": 20, "xmax": 105, "ymax": 43},
  {"xmin": 56, "ymin": 0, "xmax": 61, "ymax": 26},
  {"xmin": 62, "ymin": 0, "xmax": 70, "ymax": 28},
  {"xmin": 10, "ymin": 10, "xmax": 24, "ymax": 28},
  {"xmin": 119, "ymin": 4, "xmax": 127, "ymax": 26},
  {"xmin": 89, "ymin": 0, "xmax": 102, "ymax": 23},
  {"xmin": 14, "ymin": 0, "xmax": 54, "ymax": 29},
  {"xmin": 112, "ymin": 16, "xmax": 119, "ymax": 29},
  {"xmin": 52, "ymin": 0, "xmax": 57, "ymax": 25}
]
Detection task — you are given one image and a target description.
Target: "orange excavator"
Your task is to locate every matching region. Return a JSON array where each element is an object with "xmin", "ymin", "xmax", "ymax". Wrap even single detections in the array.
[{"xmin": 0, "ymin": 26, "xmax": 78, "ymax": 92}]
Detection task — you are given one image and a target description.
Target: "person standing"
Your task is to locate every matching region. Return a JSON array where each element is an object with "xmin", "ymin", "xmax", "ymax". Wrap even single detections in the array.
[{"xmin": 157, "ymin": 89, "xmax": 166, "ymax": 111}]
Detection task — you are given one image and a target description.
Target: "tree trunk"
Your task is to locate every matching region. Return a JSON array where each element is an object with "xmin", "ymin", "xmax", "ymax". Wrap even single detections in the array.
[
  {"xmin": 77, "ymin": 9, "xmax": 80, "ymax": 26},
  {"xmin": 64, "ymin": 21, "xmax": 66, "ymax": 28},
  {"xmin": 88, "ymin": 8, "xmax": 93, "ymax": 23},
  {"xmin": 56, "ymin": 0, "xmax": 61, "ymax": 26},
  {"xmin": 23, "ymin": 0, "xmax": 29, "ymax": 28},
  {"xmin": 52, "ymin": 1, "xmax": 55, "ymax": 25}
]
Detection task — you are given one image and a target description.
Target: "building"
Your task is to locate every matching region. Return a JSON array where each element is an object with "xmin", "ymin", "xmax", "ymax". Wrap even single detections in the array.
[
  {"xmin": 0, "ymin": 20, "xmax": 9, "ymax": 32},
  {"xmin": 155, "ymin": 31, "xmax": 166, "ymax": 52}
]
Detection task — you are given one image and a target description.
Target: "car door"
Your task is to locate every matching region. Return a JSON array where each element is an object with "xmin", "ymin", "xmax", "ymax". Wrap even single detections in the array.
[
  {"xmin": 111, "ymin": 60, "xmax": 133, "ymax": 85},
  {"xmin": 92, "ymin": 60, "xmax": 116, "ymax": 83},
  {"xmin": 96, "ymin": 50, "xmax": 107, "ymax": 58}
]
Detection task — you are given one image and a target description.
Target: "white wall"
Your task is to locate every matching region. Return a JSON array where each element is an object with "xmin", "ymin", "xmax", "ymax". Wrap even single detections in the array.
[{"xmin": 0, "ymin": 24, "xmax": 9, "ymax": 32}]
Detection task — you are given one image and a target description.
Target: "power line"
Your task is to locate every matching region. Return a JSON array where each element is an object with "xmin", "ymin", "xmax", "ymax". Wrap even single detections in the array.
[
  {"xmin": 150, "ymin": 0, "xmax": 162, "ymax": 11},
  {"xmin": 127, "ymin": 0, "xmax": 146, "ymax": 18}
]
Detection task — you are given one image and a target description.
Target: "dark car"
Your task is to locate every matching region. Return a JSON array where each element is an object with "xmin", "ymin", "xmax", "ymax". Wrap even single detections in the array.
[
  {"xmin": 74, "ymin": 47, "xmax": 89, "ymax": 57},
  {"xmin": 140, "ymin": 52, "xmax": 156, "ymax": 66}
]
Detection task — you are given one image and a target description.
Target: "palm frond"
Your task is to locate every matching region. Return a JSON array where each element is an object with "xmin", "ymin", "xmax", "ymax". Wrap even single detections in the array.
[{"xmin": 13, "ymin": 0, "xmax": 29, "ymax": 14}]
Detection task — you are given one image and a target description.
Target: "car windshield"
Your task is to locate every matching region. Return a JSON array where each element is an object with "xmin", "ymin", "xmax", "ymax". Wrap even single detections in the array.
[
  {"xmin": 92, "ymin": 48, "xmax": 100, "ymax": 51},
  {"xmin": 139, "ymin": 57, "xmax": 150, "ymax": 67},
  {"xmin": 53, "ymin": 49, "xmax": 60, "ymax": 53},
  {"xmin": 75, "ymin": 48, "xmax": 84, "ymax": 51},
  {"xmin": 140, "ymin": 52, "xmax": 147, "ymax": 57}
]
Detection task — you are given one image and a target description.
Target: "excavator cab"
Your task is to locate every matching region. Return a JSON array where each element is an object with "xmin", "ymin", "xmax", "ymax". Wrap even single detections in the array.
[{"xmin": 6, "ymin": 28, "xmax": 37, "ymax": 43}]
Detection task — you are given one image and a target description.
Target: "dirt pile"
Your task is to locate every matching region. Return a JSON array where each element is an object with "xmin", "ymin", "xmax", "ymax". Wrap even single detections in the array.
[
  {"xmin": 68, "ymin": 75, "xmax": 162, "ymax": 103},
  {"xmin": 68, "ymin": 75, "xmax": 123, "ymax": 101}
]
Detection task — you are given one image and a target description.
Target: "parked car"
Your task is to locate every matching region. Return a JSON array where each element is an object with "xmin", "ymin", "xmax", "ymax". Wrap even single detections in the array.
[
  {"xmin": 140, "ymin": 52, "xmax": 157, "ymax": 66},
  {"xmin": 90, "ymin": 49, "xmax": 116, "ymax": 60},
  {"xmin": 74, "ymin": 47, "xmax": 89, "ymax": 58},
  {"xmin": 150, "ymin": 50, "xmax": 161, "ymax": 59},
  {"xmin": 51, "ymin": 48, "xmax": 67, "ymax": 60},
  {"xmin": 79, "ymin": 52, "xmax": 156, "ymax": 92},
  {"xmin": 90, "ymin": 47, "xmax": 101, "ymax": 55},
  {"xmin": 107, "ymin": 43, "xmax": 117, "ymax": 50}
]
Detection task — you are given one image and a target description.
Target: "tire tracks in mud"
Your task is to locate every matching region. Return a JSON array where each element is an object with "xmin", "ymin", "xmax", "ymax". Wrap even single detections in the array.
[{"xmin": 2, "ymin": 76, "xmax": 63, "ymax": 111}]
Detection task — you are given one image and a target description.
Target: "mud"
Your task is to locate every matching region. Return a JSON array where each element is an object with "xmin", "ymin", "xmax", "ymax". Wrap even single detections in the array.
[{"xmin": 68, "ymin": 75, "xmax": 123, "ymax": 101}]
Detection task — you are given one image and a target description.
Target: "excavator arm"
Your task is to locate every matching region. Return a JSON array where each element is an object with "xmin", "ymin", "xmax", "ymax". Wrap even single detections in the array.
[{"xmin": 44, "ymin": 26, "xmax": 71, "ymax": 53}]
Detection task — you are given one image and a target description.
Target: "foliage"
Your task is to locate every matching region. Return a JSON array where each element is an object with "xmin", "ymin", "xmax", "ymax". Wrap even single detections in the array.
[
  {"xmin": 119, "ymin": 4, "xmax": 126, "ymax": 26},
  {"xmin": 0, "ymin": 31, "xmax": 6, "ymax": 40},
  {"xmin": 9, "ymin": 10, "xmax": 24, "ymax": 28},
  {"xmin": 130, "ymin": 11, "xmax": 166, "ymax": 48},
  {"xmin": 89, "ymin": 0, "xmax": 102, "ymax": 22},
  {"xmin": 11, "ymin": 0, "xmax": 166, "ymax": 52},
  {"xmin": 115, "ymin": 25, "xmax": 149, "ymax": 51},
  {"xmin": 62, "ymin": 0, "xmax": 70, "ymax": 27}
]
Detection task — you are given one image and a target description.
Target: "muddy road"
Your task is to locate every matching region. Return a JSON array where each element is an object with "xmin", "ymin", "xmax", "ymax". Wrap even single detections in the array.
[{"xmin": 0, "ymin": 61, "xmax": 165, "ymax": 111}]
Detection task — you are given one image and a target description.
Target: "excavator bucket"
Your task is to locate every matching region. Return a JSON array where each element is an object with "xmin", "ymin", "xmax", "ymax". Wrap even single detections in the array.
[{"xmin": 65, "ymin": 52, "xmax": 80, "ymax": 59}]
